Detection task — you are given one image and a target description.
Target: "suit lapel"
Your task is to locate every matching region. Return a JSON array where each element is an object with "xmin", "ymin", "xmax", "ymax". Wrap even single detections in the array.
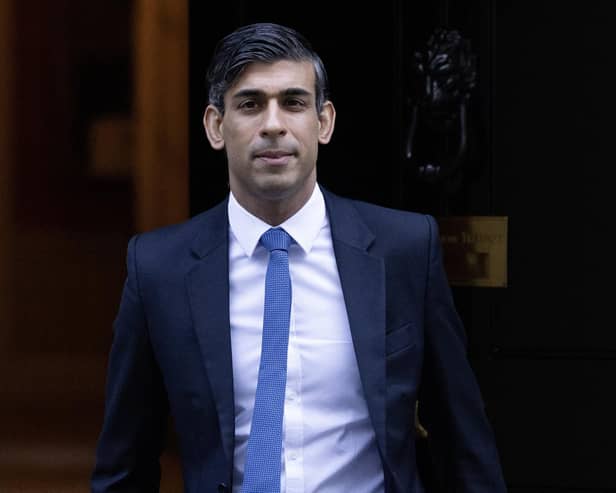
[
  {"xmin": 186, "ymin": 200, "xmax": 235, "ymax": 464},
  {"xmin": 323, "ymin": 188, "xmax": 387, "ymax": 458},
  {"xmin": 184, "ymin": 191, "xmax": 389, "ymax": 467}
]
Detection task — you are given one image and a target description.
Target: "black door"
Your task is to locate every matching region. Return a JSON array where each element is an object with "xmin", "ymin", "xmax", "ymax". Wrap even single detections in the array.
[{"xmin": 189, "ymin": 2, "xmax": 614, "ymax": 491}]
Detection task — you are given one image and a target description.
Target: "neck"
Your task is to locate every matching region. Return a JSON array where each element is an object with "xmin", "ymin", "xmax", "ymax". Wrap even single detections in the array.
[{"xmin": 233, "ymin": 183, "xmax": 315, "ymax": 226}]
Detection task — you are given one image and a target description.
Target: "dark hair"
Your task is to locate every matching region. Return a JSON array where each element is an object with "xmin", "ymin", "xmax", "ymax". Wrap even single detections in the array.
[{"xmin": 206, "ymin": 23, "xmax": 329, "ymax": 114}]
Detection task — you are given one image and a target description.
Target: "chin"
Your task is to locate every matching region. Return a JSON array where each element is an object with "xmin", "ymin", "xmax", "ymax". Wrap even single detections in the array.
[
  {"xmin": 258, "ymin": 185, "xmax": 296, "ymax": 202},
  {"xmin": 258, "ymin": 179, "xmax": 309, "ymax": 202}
]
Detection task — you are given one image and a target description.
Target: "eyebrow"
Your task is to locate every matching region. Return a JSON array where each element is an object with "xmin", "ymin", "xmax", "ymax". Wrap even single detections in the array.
[{"xmin": 231, "ymin": 87, "xmax": 313, "ymax": 100}]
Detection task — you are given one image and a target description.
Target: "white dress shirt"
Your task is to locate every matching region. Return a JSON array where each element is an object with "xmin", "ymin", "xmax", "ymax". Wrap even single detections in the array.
[{"xmin": 228, "ymin": 184, "xmax": 385, "ymax": 493}]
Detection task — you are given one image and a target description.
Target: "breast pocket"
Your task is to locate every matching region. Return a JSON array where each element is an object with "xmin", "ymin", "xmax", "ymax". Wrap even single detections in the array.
[{"xmin": 385, "ymin": 322, "xmax": 417, "ymax": 357}]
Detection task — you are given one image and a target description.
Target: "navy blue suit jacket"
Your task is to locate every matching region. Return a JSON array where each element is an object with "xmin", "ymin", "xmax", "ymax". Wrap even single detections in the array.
[{"xmin": 92, "ymin": 188, "xmax": 507, "ymax": 493}]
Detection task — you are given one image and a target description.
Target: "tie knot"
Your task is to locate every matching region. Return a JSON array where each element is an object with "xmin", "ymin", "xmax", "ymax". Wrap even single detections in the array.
[{"xmin": 260, "ymin": 228, "xmax": 292, "ymax": 252}]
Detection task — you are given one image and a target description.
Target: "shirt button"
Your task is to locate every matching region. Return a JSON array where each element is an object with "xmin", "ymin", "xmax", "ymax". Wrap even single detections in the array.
[
  {"xmin": 290, "ymin": 453, "xmax": 297, "ymax": 461},
  {"xmin": 287, "ymin": 392, "xmax": 296, "ymax": 401}
]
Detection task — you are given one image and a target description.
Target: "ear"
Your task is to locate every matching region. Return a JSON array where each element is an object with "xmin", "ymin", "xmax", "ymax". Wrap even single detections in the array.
[
  {"xmin": 317, "ymin": 100, "xmax": 336, "ymax": 144},
  {"xmin": 203, "ymin": 105, "xmax": 225, "ymax": 150}
]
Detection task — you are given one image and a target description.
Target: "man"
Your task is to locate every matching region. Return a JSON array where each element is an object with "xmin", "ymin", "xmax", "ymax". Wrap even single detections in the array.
[{"xmin": 92, "ymin": 22, "xmax": 507, "ymax": 493}]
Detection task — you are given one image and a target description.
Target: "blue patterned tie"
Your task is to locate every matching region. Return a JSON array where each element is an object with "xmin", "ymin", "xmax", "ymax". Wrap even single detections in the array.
[{"xmin": 241, "ymin": 228, "xmax": 292, "ymax": 493}]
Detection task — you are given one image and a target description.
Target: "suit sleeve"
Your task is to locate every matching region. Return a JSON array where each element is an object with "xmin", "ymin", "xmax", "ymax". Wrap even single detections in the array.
[
  {"xmin": 418, "ymin": 215, "xmax": 507, "ymax": 493},
  {"xmin": 91, "ymin": 234, "xmax": 169, "ymax": 493}
]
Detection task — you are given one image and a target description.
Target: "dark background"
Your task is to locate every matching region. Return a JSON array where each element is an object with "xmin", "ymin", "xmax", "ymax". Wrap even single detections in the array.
[
  {"xmin": 189, "ymin": 1, "xmax": 612, "ymax": 492},
  {"xmin": 0, "ymin": 1, "xmax": 611, "ymax": 491}
]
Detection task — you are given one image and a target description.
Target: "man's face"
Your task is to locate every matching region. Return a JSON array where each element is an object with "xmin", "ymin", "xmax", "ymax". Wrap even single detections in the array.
[{"xmin": 204, "ymin": 60, "xmax": 335, "ymax": 218}]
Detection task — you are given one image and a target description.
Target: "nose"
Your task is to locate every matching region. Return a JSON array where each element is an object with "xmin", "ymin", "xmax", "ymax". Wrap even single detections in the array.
[{"xmin": 260, "ymin": 100, "xmax": 286, "ymax": 138}]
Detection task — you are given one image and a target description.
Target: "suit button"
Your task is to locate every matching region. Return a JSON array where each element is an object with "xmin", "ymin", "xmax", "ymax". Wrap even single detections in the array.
[{"xmin": 217, "ymin": 483, "xmax": 229, "ymax": 493}]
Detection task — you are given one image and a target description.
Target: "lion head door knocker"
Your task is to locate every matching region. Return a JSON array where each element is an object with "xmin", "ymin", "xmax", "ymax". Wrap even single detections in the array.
[{"xmin": 405, "ymin": 28, "xmax": 477, "ymax": 184}]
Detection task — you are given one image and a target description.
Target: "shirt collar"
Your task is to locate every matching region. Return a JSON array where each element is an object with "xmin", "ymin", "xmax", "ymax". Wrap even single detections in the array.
[{"xmin": 228, "ymin": 184, "xmax": 326, "ymax": 257}]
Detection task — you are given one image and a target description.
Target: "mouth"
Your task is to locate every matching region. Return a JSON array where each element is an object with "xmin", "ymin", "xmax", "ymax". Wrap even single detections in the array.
[{"xmin": 253, "ymin": 149, "xmax": 296, "ymax": 165}]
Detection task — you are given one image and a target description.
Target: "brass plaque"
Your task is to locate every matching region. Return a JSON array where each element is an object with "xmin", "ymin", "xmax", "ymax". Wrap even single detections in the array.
[{"xmin": 437, "ymin": 216, "xmax": 508, "ymax": 288}]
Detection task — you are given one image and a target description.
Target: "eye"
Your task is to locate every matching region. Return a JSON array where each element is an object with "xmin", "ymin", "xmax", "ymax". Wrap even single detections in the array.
[
  {"xmin": 238, "ymin": 100, "xmax": 259, "ymax": 111},
  {"xmin": 285, "ymin": 98, "xmax": 307, "ymax": 110}
]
